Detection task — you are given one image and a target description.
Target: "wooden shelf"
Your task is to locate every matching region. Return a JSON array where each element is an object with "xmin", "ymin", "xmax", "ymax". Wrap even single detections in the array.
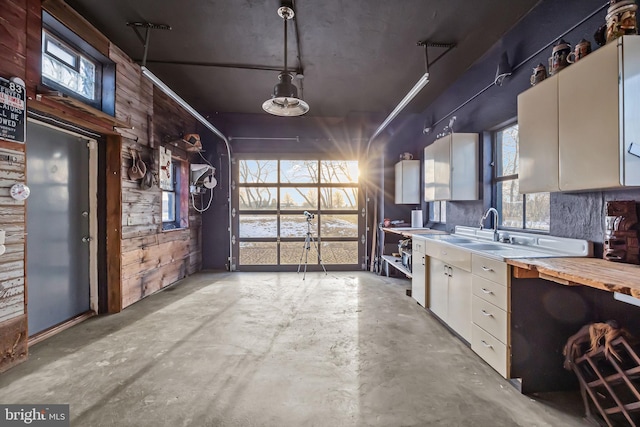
[
  {"xmin": 382, "ymin": 255, "xmax": 412, "ymax": 278},
  {"xmin": 38, "ymin": 93, "xmax": 132, "ymax": 129},
  {"xmin": 167, "ymin": 138, "xmax": 202, "ymax": 153}
]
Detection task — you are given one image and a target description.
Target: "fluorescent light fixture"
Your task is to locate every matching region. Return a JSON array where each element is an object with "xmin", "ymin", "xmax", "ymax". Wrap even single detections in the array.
[
  {"xmin": 367, "ymin": 72, "xmax": 430, "ymax": 151},
  {"xmin": 141, "ymin": 65, "xmax": 235, "ymax": 270}
]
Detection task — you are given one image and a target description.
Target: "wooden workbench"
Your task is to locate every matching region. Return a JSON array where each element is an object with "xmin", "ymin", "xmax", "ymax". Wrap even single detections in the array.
[{"xmin": 507, "ymin": 257, "xmax": 640, "ymax": 298}]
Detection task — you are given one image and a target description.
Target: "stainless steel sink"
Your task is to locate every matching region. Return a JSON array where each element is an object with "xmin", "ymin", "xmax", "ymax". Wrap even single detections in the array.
[{"xmin": 436, "ymin": 236, "xmax": 475, "ymax": 244}]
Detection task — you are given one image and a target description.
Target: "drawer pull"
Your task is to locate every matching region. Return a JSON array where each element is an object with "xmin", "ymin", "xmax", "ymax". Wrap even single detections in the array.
[
  {"xmin": 481, "ymin": 288, "xmax": 493, "ymax": 295},
  {"xmin": 481, "ymin": 340, "xmax": 493, "ymax": 349},
  {"xmin": 481, "ymin": 266, "xmax": 494, "ymax": 272},
  {"xmin": 481, "ymin": 310, "xmax": 493, "ymax": 317}
]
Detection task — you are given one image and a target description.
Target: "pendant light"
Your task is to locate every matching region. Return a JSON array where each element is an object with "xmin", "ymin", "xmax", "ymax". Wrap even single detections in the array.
[{"xmin": 262, "ymin": 4, "xmax": 309, "ymax": 116}]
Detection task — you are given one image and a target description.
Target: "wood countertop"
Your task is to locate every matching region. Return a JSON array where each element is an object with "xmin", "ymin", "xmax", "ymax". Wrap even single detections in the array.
[{"xmin": 507, "ymin": 257, "xmax": 640, "ymax": 298}]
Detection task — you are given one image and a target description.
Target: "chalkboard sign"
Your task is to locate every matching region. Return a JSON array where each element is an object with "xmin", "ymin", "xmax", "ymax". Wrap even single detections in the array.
[{"xmin": 0, "ymin": 77, "xmax": 26, "ymax": 143}]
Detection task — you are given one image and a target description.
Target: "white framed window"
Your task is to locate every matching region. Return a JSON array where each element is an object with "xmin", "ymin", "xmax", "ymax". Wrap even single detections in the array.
[{"xmin": 495, "ymin": 123, "xmax": 550, "ymax": 231}]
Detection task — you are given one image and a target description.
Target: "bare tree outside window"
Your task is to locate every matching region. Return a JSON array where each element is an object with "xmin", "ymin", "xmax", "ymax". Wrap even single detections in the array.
[{"xmin": 495, "ymin": 124, "xmax": 549, "ymax": 231}]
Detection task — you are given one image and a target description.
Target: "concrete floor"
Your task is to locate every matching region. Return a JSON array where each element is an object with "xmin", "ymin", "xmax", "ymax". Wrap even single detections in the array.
[{"xmin": 0, "ymin": 272, "xmax": 590, "ymax": 426}]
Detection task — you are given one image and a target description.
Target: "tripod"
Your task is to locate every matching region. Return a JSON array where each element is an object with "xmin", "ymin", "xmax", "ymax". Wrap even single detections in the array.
[{"xmin": 297, "ymin": 216, "xmax": 327, "ymax": 280}]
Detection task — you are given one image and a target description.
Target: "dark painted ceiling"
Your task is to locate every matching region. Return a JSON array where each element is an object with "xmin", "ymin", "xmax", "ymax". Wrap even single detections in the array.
[{"xmin": 66, "ymin": 0, "xmax": 540, "ymax": 118}]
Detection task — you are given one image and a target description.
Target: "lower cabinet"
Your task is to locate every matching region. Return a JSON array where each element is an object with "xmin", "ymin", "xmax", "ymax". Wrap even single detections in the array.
[
  {"xmin": 426, "ymin": 243, "xmax": 512, "ymax": 379},
  {"xmin": 470, "ymin": 254, "xmax": 511, "ymax": 378},
  {"xmin": 427, "ymin": 245, "xmax": 472, "ymax": 342},
  {"xmin": 412, "ymin": 237, "xmax": 427, "ymax": 307}
]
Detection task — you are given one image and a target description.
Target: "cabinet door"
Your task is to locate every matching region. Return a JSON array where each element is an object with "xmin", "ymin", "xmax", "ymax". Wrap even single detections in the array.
[
  {"xmin": 424, "ymin": 144, "xmax": 436, "ymax": 202},
  {"xmin": 518, "ymin": 74, "xmax": 560, "ymax": 193},
  {"xmin": 448, "ymin": 267, "xmax": 472, "ymax": 342},
  {"xmin": 395, "ymin": 160, "xmax": 420, "ymax": 204},
  {"xmin": 450, "ymin": 134, "xmax": 479, "ymax": 200},
  {"xmin": 433, "ymin": 137, "xmax": 451, "ymax": 201},
  {"xmin": 428, "ymin": 258, "xmax": 448, "ymax": 321},
  {"xmin": 412, "ymin": 254, "xmax": 426, "ymax": 307},
  {"xmin": 559, "ymin": 40, "xmax": 621, "ymax": 191}
]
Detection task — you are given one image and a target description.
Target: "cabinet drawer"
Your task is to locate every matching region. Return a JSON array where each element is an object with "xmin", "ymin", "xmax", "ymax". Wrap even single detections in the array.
[
  {"xmin": 472, "ymin": 275, "xmax": 508, "ymax": 311},
  {"xmin": 413, "ymin": 238, "xmax": 425, "ymax": 255},
  {"xmin": 425, "ymin": 241, "xmax": 471, "ymax": 271},
  {"xmin": 471, "ymin": 324, "xmax": 509, "ymax": 378},
  {"xmin": 472, "ymin": 254, "xmax": 508, "ymax": 286},
  {"xmin": 472, "ymin": 296, "xmax": 508, "ymax": 344}
]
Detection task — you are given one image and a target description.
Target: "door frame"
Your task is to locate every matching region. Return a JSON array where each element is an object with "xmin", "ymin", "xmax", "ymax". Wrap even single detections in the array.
[{"xmin": 26, "ymin": 119, "xmax": 99, "ymax": 314}]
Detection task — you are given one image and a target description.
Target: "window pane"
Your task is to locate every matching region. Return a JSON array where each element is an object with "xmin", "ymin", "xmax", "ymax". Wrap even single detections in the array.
[
  {"xmin": 430, "ymin": 202, "xmax": 440, "ymax": 223},
  {"xmin": 320, "ymin": 161, "xmax": 359, "ymax": 183},
  {"xmin": 498, "ymin": 179, "xmax": 523, "ymax": 228},
  {"xmin": 281, "ymin": 241, "xmax": 315, "ymax": 265},
  {"xmin": 321, "ymin": 215, "xmax": 358, "ymax": 238},
  {"xmin": 45, "ymin": 38, "xmax": 77, "ymax": 68},
  {"xmin": 320, "ymin": 188, "xmax": 358, "ymax": 210},
  {"xmin": 239, "ymin": 160, "xmax": 278, "ymax": 183},
  {"xmin": 496, "ymin": 124, "xmax": 519, "ymax": 177},
  {"xmin": 239, "ymin": 187, "xmax": 277, "ymax": 210},
  {"xmin": 321, "ymin": 242, "xmax": 359, "ymax": 264},
  {"xmin": 239, "ymin": 215, "xmax": 277, "ymax": 238},
  {"xmin": 280, "ymin": 160, "xmax": 318, "ymax": 183},
  {"xmin": 240, "ymin": 242, "xmax": 277, "ymax": 265},
  {"xmin": 280, "ymin": 188, "xmax": 317, "ymax": 210},
  {"xmin": 280, "ymin": 214, "xmax": 317, "ymax": 238},
  {"xmin": 526, "ymin": 193, "xmax": 551, "ymax": 231},
  {"xmin": 79, "ymin": 57, "xmax": 96, "ymax": 99},
  {"xmin": 441, "ymin": 201, "xmax": 447, "ymax": 224},
  {"xmin": 162, "ymin": 192, "xmax": 175, "ymax": 222}
]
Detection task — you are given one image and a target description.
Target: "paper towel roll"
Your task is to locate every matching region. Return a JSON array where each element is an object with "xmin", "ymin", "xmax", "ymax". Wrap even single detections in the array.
[{"xmin": 411, "ymin": 210, "xmax": 423, "ymax": 228}]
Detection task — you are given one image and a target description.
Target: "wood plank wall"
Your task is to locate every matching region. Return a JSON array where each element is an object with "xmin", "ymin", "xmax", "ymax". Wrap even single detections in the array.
[
  {"xmin": 0, "ymin": 0, "xmax": 29, "ymax": 372},
  {"xmin": 110, "ymin": 48, "xmax": 203, "ymax": 309},
  {"xmin": 0, "ymin": 0, "xmax": 203, "ymax": 371}
]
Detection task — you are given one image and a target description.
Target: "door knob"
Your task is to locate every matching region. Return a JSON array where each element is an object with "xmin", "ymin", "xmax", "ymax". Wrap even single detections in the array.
[
  {"xmin": 82, "ymin": 236, "xmax": 92, "ymax": 243},
  {"xmin": 82, "ymin": 211, "xmax": 89, "ymax": 217}
]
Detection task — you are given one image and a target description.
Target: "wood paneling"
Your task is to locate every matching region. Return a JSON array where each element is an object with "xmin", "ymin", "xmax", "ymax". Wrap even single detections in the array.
[
  {"xmin": 0, "ymin": 314, "xmax": 27, "ymax": 374},
  {"xmin": 0, "ymin": 0, "xmax": 203, "ymax": 372}
]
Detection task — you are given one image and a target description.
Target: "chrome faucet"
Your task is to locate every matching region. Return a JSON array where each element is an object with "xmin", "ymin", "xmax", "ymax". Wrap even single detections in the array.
[{"xmin": 479, "ymin": 207, "xmax": 500, "ymax": 241}]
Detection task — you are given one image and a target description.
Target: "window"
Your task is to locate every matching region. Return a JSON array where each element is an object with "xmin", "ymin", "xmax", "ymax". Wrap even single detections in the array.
[
  {"xmin": 429, "ymin": 201, "xmax": 447, "ymax": 223},
  {"xmin": 162, "ymin": 162, "xmax": 183, "ymax": 230},
  {"xmin": 495, "ymin": 123, "xmax": 550, "ymax": 231},
  {"xmin": 237, "ymin": 159, "xmax": 361, "ymax": 268},
  {"xmin": 41, "ymin": 11, "xmax": 115, "ymax": 115}
]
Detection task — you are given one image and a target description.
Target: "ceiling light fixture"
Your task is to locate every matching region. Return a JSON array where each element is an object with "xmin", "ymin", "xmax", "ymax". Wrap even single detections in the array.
[{"xmin": 262, "ymin": 4, "xmax": 309, "ymax": 116}]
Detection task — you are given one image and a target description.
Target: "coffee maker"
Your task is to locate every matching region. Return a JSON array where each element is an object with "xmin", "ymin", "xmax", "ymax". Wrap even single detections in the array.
[{"xmin": 603, "ymin": 200, "xmax": 640, "ymax": 264}]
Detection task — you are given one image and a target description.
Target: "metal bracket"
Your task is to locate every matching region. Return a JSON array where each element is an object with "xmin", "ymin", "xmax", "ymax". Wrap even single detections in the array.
[
  {"xmin": 416, "ymin": 41, "xmax": 457, "ymax": 75},
  {"xmin": 126, "ymin": 22, "xmax": 172, "ymax": 68}
]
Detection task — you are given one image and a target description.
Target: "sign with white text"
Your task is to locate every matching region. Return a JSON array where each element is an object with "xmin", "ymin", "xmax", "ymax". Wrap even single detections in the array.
[
  {"xmin": 0, "ymin": 76, "xmax": 26, "ymax": 143},
  {"xmin": 0, "ymin": 404, "xmax": 69, "ymax": 426}
]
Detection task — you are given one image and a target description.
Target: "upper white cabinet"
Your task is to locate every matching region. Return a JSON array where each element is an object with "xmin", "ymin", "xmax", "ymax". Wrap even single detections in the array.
[
  {"xmin": 518, "ymin": 35, "xmax": 640, "ymax": 193},
  {"xmin": 424, "ymin": 133, "xmax": 479, "ymax": 201},
  {"xmin": 518, "ymin": 74, "xmax": 559, "ymax": 193},
  {"xmin": 395, "ymin": 160, "xmax": 420, "ymax": 204}
]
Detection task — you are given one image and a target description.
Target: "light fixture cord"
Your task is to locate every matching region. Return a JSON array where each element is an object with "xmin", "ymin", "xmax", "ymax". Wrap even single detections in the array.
[{"xmin": 283, "ymin": 12, "xmax": 288, "ymax": 73}]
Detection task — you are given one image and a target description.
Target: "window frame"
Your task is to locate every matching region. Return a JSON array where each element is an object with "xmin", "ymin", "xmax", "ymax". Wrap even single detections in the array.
[
  {"xmin": 162, "ymin": 161, "xmax": 187, "ymax": 231},
  {"xmin": 493, "ymin": 122, "xmax": 550, "ymax": 232},
  {"xmin": 41, "ymin": 11, "xmax": 115, "ymax": 116}
]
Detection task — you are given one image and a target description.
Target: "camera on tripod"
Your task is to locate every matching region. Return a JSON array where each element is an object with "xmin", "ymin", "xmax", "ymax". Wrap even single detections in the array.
[{"xmin": 303, "ymin": 211, "xmax": 315, "ymax": 220}]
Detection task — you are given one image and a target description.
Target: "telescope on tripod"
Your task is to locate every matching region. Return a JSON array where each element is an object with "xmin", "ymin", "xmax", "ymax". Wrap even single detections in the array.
[{"xmin": 298, "ymin": 211, "xmax": 327, "ymax": 279}]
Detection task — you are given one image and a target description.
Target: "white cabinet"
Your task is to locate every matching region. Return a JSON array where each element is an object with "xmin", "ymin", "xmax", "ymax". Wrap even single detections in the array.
[
  {"xmin": 412, "ymin": 237, "xmax": 426, "ymax": 307},
  {"xmin": 470, "ymin": 254, "xmax": 510, "ymax": 378},
  {"xmin": 518, "ymin": 74, "xmax": 559, "ymax": 193},
  {"xmin": 426, "ymin": 240, "xmax": 472, "ymax": 342},
  {"xmin": 518, "ymin": 35, "xmax": 640, "ymax": 193},
  {"xmin": 395, "ymin": 160, "xmax": 420, "ymax": 204},
  {"xmin": 424, "ymin": 133, "xmax": 479, "ymax": 201}
]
